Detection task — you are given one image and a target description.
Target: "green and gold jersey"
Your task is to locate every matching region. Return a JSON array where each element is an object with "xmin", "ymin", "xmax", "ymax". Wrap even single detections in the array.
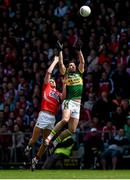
[{"xmin": 65, "ymin": 70, "xmax": 83, "ymax": 100}]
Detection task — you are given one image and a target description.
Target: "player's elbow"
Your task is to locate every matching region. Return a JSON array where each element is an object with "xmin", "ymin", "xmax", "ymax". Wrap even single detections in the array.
[
  {"xmin": 61, "ymin": 118, "xmax": 69, "ymax": 124},
  {"xmin": 60, "ymin": 70, "xmax": 65, "ymax": 75},
  {"xmin": 46, "ymin": 70, "xmax": 52, "ymax": 74}
]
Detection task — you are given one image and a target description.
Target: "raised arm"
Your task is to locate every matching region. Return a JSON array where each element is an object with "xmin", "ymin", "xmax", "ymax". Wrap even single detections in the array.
[
  {"xmin": 59, "ymin": 51, "xmax": 66, "ymax": 75},
  {"xmin": 74, "ymin": 40, "xmax": 85, "ymax": 73},
  {"xmin": 44, "ymin": 56, "xmax": 59, "ymax": 84},
  {"xmin": 77, "ymin": 50, "xmax": 85, "ymax": 73},
  {"xmin": 59, "ymin": 80, "xmax": 66, "ymax": 101},
  {"xmin": 57, "ymin": 40, "xmax": 66, "ymax": 75}
]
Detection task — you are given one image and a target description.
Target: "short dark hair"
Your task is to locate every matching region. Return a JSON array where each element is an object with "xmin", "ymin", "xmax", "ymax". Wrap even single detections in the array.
[{"xmin": 66, "ymin": 58, "xmax": 77, "ymax": 68}]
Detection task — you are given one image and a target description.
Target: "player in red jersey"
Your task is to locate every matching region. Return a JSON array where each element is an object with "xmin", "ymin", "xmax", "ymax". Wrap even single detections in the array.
[{"xmin": 24, "ymin": 56, "xmax": 66, "ymax": 169}]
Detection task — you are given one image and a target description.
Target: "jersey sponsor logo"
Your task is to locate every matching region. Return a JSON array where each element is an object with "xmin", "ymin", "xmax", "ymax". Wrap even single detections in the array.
[
  {"xmin": 63, "ymin": 100, "xmax": 69, "ymax": 109},
  {"xmin": 49, "ymin": 91, "xmax": 60, "ymax": 101},
  {"xmin": 66, "ymin": 75, "xmax": 83, "ymax": 86},
  {"xmin": 65, "ymin": 72, "xmax": 83, "ymax": 85}
]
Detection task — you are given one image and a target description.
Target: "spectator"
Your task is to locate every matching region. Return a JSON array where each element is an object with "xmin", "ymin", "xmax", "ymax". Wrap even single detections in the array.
[
  {"xmin": 11, "ymin": 124, "xmax": 24, "ymax": 162},
  {"xmin": 84, "ymin": 128, "xmax": 104, "ymax": 169},
  {"xmin": 92, "ymin": 91, "xmax": 112, "ymax": 126},
  {"xmin": 54, "ymin": 0, "xmax": 69, "ymax": 18},
  {"xmin": 91, "ymin": 116, "xmax": 102, "ymax": 131},
  {"xmin": 0, "ymin": 94, "xmax": 4, "ymax": 111},
  {"xmin": 86, "ymin": 49, "xmax": 99, "ymax": 73},
  {"xmin": 124, "ymin": 116, "xmax": 130, "ymax": 141},
  {"xmin": 102, "ymin": 121, "xmax": 116, "ymax": 146},
  {"xmin": 111, "ymin": 106, "xmax": 126, "ymax": 130},
  {"xmin": 84, "ymin": 92, "xmax": 96, "ymax": 111},
  {"xmin": 84, "ymin": 73, "xmax": 95, "ymax": 100},
  {"xmin": 83, "ymin": 92, "xmax": 96, "ymax": 122},
  {"xmin": 101, "ymin": 128, "xmax": 129, "ymax": 169},
  {"xmin": 112, "ymin": 63, "xmax": 130, "ymax": 98},
  {"xmin": 98, "ymin": 71, "xmax": 114, "ymax": 95},
  {"xmin": 0, "ymin": 124, "xmax": 12, "ymax": 162}
]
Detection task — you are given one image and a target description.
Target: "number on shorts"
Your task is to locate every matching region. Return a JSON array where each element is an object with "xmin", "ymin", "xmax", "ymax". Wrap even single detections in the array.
[{"xmin": 64, "ymin": 100, "xmax": 69, "ymax": 109}]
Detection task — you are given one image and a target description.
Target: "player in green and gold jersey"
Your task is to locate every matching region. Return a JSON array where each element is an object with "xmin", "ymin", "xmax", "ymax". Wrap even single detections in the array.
[{"xmin": 45, "ymin": 40, "xmax": 85, "ymax": 151}]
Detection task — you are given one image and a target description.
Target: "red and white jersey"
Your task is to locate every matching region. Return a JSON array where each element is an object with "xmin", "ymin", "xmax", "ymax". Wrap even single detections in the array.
[{"xmin": 41, "ymin": 83, "xmax": 61, "ymax": 115}]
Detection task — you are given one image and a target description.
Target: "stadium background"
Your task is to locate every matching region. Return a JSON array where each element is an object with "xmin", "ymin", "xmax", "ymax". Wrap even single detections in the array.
[{"xmin": 0, "ymin": 0, "xmax": 130, "ymax": 170}]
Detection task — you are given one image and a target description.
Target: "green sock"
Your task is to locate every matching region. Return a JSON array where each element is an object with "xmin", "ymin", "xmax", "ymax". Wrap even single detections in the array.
[
  {"xmin": 47, "ymin": 130, "xmax": 57, "ymax": 142},
  {"xmin": 53, "ymin": 136, "xmax": 62, "ymax": 147}
]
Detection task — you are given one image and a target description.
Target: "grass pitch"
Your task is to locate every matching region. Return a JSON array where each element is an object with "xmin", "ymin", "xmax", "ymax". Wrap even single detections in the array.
[{"xmin": 0, "ymin": 170, "xmax": 130, "ymax": 179}]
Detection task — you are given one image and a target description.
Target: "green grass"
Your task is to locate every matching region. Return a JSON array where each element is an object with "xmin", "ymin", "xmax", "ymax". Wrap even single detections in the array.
[{"xmin": 0, "ymin": 170, "xmax": 130, "ymax": 179}]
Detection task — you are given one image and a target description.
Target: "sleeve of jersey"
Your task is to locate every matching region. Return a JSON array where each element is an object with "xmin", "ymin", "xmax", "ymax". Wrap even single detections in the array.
[{"xmin": 42, "ymin": 83, "xmax": 50, "ymax": 91}]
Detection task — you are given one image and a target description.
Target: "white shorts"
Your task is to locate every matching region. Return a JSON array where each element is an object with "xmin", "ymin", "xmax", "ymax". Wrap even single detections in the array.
[
  {"xmin": 35, "ymin": 111, "xmax": 56, "ymax": 130},
  {"xmin": 62, "ymin": 99, "xmax": 81, "ymax": 119}
]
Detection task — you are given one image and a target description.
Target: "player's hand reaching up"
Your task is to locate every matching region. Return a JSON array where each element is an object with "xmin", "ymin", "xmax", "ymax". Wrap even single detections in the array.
[
  {"xmin": 54, "ymin": 55, "xmax": 59, "ymax": 63},
  {"xmin": 56, "ymin": 40, "xmax": 63, "ymax": 51}
]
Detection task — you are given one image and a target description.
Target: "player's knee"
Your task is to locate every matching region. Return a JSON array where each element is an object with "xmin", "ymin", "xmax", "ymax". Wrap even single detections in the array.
[{"xmin": 61, "ymin": 118, "xmax": 69, "ymax": 124}]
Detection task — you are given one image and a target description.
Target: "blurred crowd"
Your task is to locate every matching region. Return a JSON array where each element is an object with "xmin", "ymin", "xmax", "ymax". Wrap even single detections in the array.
[{"xmin": 0, "ymin": 0, "xmax": 130, "ymax": 169}]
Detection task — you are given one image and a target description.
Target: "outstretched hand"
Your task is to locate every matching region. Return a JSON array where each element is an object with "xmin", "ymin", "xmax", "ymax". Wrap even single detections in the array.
[
  {"xmin": 56, "ymin": 40, "xmax": 63, "ymax": 51},
  {"xmin": 54, "ymin": 55, "xmax": 59, "ymax": 63}
]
